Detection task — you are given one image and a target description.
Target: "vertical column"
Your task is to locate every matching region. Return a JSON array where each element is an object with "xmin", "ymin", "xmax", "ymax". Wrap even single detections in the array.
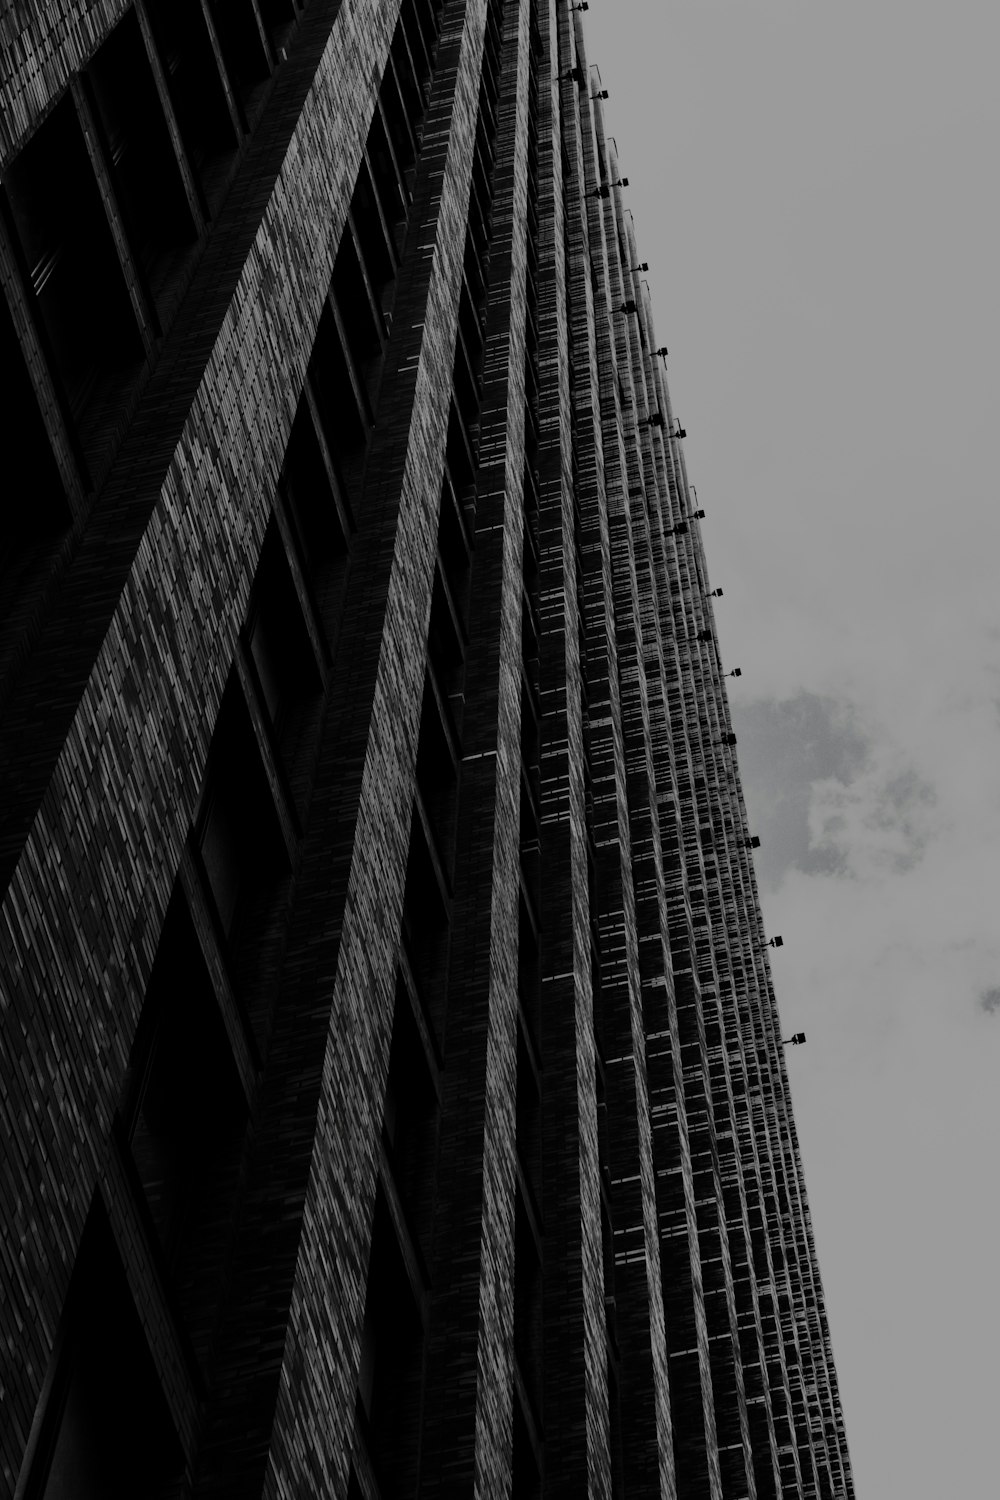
[
  {"xmin": 533, "ymin": 1, "xmax": 611, "ymax": 1495},
  {"xmin": 642, "ymin": 286, "xmax": 853, "ymax": 1497},
  {"xmin": 194, "ymin": 1, "xmax": 494, "ymax": 1494},
  {"xmin": 666, "ymin": 465, "xmax": 792, "ymax": 1500},
  {"xmin": 666, "ymin": 456, "xmax": 826, "ymax": 1496},
  {"xmin": 602, "ymin": 180, "xmax": 761, "ymax": 1499},
  {"xmin": 561, "ymin": 16, "xmax": 675, "ymax": 1496},
  {"xmin": 418, "ymin": 0, "xmax": 530, "ymax": 1491}
]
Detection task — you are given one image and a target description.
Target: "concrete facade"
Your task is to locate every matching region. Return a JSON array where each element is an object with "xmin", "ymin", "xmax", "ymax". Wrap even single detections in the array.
[{"xmin": 0, "ymin": 1, "xmax": 853, "ymax": 1496}]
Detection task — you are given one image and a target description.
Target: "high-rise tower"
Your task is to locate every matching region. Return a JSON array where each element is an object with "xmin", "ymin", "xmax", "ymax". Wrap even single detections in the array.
[{"xmin": 0, "ymin": 1, "xmax": 852, "ymax": 1495}]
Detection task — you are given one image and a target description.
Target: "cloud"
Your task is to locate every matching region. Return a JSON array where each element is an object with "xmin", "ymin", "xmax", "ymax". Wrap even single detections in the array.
[
  {"xmin": 807, "ymin": 754, "xmax": 938, "ymax": 880},
  {"xmin": 979, "ymin": 987, "xmax": 1000, "ymax": 1016},
  {"xmin": 729, "ymin": 691, "xmax": 943, "ymax": 888},
  {"xmin": 732, "ymin": 687, "xmax": 1000, "ymax": 1000},
  {"xmin": 728, "ymin": 692, "xmax": 868, "ymax": 889}
]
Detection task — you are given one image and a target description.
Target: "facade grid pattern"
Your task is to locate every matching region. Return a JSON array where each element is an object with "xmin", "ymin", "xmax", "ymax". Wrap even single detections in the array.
[{"xmin": 0, "ymin": 1, "xmax": 853, "ymax": 1496}]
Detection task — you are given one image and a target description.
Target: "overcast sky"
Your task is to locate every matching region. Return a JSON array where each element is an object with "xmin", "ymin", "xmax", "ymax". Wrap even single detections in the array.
[{"xmin": 584, "ymin": 2, "xmax": 1000, "ymax": 1493}]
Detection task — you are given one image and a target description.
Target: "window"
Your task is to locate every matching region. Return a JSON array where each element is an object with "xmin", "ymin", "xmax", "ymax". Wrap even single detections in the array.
[
  {"xmin": 88, "ymin": 11, "xmax": 199, "ymax": 320},
  {"xmin": 246, "ymin": 520, "xmax": 323, "ymax": 806},
  {"xmin": 121, "ymin": 895, "xmax": 248, "ymax": 1364},
  {"xmin": 144, "ymin": 0, "xmax": 240, "ymax": 215},
  {"xmin": 197, "ymin": 681, "xmax": 290, "ymax": 946},
  {"xmin": 26, "ymin": 1205, "xmax": 185, "ymax": 1500},
  {"xmin": 0, "ymin": 291, "xmax": 70, "ymax": 595},
  {"xmin": 4, "ymin": 96, "xmax": 143, "ymax": 445}
]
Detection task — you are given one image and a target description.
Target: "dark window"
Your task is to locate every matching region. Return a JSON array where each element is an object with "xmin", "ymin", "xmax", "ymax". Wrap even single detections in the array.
[
  {"xmin": 121, "ymin": 895, "xmax": 248, "ymax": 1363},
  {"xmin": 0, "ymin": 291, "xmax": 70, "ymax": 596},
  {"xmin": 513, "ymin": 1189, "xmax": 542, "ymax": 1417},
  {"xmin": 88, "ymin": 11, "xmax": 199, "ymax": 321},
  {"xmin": 400, "ymin": 811, "xmax": 450, "ymax": 1036},
  {"xmin": 4, "ymin": 96, "xmax": 144, "ymax": 442},
  {"xmin": 207, "ymin": 0, "xmax": 272, "ymax": 123},
  {"xmin": 365, "ymin": 107, "xmax": 408, "ymax": 244},
  {"xmin": 415, "ymin": 670, "xmax": 458, "ymax": 875},
  {"xmin": 390, "ymin": 15, "xmax": 425, "ymax": 126},
  {"xmin": 197, "ymin": 681, "xmax": 290, "ymax": 950},
  {"xmin": 516, "ymin": 1022, "xmax": 541, "ymax": 1207},
  {"xmin": 280, "ymin": 395, "xmax": 351, "ymax": 636},
  {"xmin": 350, "ymin": 164, "xmax": 396, "ymax": 299},
  {"xmin": 379, "ymin": 62, "xmax": 417, "ymax": 179},
  {"xmin": 383, "ymin": 982, "xmax": 438, "ymax": 1248},
  {"xmin": 27, "ymin": 1205, "xmax": 185, "ymax": 1500},
  {"xmin": 257, "ymin": 0, "xmax": 297, "ymax": 55},
  {"xmin": 308, "ymin": 302, "xmax": 370, "ymax": 485},
  {"xmin": 356, "ymin": 1188, "xmax": 425, "ymax": 1490},
  {"xmin": 607, "ymin": 1354, "xmax": 625, "ymax": 1499},
  {"xmin": 145, "ymin": 0, "xmax": 240, "ymax": 215},
  {"xmin": 426, "ymin": 551, "xmax": 466, "ymax": 734},
  {"xmin": 246, "ymin": 521, "xmax": 322, "ymax": 801},
  {"xmin": 332, "ymin": 234, "xmax": 384, "ymax": 392},
  {"xmin": 512, "ymin": 1395, "xmax": 541, "ymax": 1500},
  {"xmin": 518, "ymin": 880, "xmax": 540, "ymax": 1050},
  {"xmin": 445, "ymin": 397, "xmax": 477, "ymax": 497}
]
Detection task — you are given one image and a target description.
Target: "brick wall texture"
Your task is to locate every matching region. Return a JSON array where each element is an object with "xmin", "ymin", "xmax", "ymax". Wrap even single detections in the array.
[{"xmin": 0, "ymin": 1, "xmax": 854, "ymax": 1497}]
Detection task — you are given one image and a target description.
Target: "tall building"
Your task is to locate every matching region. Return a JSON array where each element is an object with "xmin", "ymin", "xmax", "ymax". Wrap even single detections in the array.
[{"xmin": 0, "ymin": 0, "xmax": 853, "ymax": 1496}]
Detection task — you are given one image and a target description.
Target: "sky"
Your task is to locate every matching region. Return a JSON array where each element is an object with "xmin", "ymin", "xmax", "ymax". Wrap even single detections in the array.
[{"xmin": 584, "ymin": 2, "xmax": 1000, "ymax": 1494}]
